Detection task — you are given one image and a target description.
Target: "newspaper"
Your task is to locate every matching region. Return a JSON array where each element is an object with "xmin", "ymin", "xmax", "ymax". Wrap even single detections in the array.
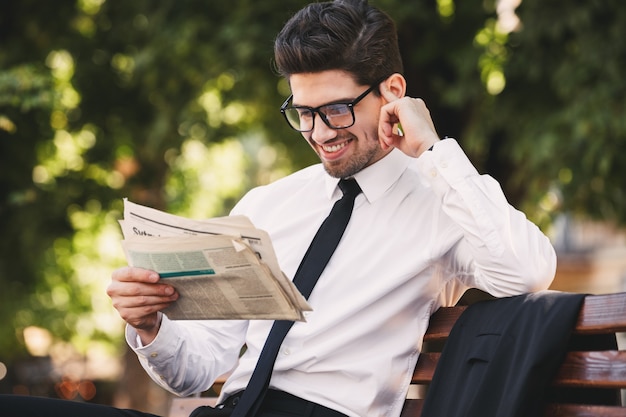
[{"xmin": 119, "ymin": 199, "xmax": 311, "ymax": 321}]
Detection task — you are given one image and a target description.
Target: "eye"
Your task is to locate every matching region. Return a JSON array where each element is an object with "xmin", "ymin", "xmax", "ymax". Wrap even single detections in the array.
[
  {"xmin": 296, "ymin": 108, "xmax": 313, "ymax": 119},
  {"xmin": 321, "ymin": 104, "xmax": 351, "ymax": 118}
]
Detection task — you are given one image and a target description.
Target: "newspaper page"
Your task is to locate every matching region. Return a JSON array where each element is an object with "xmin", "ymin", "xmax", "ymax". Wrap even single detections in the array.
[{"xmin": 120, "ymin": 199, "xmax": 311, "ymax": 321}]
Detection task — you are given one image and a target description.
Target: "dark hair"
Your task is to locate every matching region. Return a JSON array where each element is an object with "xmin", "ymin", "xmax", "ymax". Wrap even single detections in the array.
[{"xmin": 274, "ymin": 0, "xmax": 403, "ymax": 86}]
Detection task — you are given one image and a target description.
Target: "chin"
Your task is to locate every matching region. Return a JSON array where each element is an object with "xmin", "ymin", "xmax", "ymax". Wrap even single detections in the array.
[{"xmin": 322, "ymin": 161, "xmax": 362, "ymax": 179}]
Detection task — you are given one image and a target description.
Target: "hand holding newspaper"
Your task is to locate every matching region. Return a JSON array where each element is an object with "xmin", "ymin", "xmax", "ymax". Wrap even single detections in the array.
[{"xmin": 119, "ymin": 199, "xmax": 311, "ymax": 321}]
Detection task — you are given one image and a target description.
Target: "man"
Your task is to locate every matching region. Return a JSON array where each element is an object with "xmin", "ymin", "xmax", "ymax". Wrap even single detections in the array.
[{"xmin": 1, "ymin": 0, "xmax": 556, "ymax": 416}]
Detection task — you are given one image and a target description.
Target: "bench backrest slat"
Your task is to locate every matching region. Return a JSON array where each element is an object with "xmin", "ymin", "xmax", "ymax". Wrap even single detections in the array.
[
  {"xmin": 555, "ymin": 351, "xmax": 626, "ymax": 388},
  {"xmin": 575, "ymin": 293, "xmax": 626, "ymax": 334},
  {"xmin": 421, "ymin": 306, "xmax": 465, "ymax": 342},
  {"xmin": 543, "ymin": 403, "xmax": 626, "ymax": 417},
  {"xmin": 413, "ymin": 351, "xmax": 626, "ymax": 388}
]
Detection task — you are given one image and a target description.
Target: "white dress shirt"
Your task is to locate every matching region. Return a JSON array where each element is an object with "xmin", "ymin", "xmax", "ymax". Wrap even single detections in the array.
[{"xmin": 127, "ymin": 139, "xmax": 556, "ymax": 417}]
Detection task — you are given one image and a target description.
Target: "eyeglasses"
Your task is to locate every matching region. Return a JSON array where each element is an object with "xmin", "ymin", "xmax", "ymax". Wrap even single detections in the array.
[{"xmin": 280, "ymin": 78, "xmax": 385, "ymax": 132}]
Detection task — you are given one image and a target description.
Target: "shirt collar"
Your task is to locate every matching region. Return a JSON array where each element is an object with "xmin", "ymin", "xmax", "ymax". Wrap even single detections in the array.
[{"xmin": 324, "ymin": 148, "xmax": 412, "ymax": 202}]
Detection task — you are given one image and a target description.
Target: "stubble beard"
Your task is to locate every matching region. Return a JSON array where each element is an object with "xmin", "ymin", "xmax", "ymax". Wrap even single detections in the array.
[{"xmin": 320, "ymin": 133, "xmax": 382, "ymax": 179}]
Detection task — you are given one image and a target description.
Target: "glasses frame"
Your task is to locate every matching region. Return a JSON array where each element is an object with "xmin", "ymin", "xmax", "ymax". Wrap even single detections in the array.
[{"xmin": 280, "ymin": 77, "xmax": 386, "ymax": 132}]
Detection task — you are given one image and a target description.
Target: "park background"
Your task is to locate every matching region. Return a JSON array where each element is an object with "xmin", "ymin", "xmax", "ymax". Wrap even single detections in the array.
[{"xmin": 1, "ymin": 0, "xmax": 625, "ymax": 414}]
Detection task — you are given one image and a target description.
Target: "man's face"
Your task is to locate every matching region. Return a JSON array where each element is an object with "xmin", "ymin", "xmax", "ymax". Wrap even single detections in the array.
[{"xmin": 289, "ymin": 70, "xmax": 391, "ymax": 178}]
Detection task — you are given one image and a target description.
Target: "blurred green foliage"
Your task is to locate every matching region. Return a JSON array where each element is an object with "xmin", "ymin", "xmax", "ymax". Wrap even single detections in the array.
[{"xmin": 0, "ymin": 0, "xmax": 624, "ymax": 373}]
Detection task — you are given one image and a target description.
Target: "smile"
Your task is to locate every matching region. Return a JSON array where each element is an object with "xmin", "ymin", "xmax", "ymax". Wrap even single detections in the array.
[{"xmin": 321, "ymin": 139, "xmax": 352, "ymax": 153}]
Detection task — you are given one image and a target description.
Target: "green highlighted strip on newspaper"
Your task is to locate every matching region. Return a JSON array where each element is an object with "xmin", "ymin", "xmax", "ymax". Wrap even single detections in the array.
[{"xmin": 158, "ymin": 269, "xmax": 216, "ymax": 278}]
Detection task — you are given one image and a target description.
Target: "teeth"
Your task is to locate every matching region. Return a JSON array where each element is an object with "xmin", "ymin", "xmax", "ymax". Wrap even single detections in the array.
[{"xmin": 322, "ymin": 142, "xmax": 347, "ymax": 153}]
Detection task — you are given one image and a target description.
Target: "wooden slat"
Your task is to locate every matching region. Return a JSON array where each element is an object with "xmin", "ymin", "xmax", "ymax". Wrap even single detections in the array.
[
  {"xmin": 575, "ymin": 292, "xmax": 626, "ymax": 334},
  {"xmin": 554, "ymin": 350, "xmax": 626, "ymax": 388},
  {"xmin": 401, "ymin": 401, "xmax": 626, "ymax": 417},
  {"xmin": 412, "ymin": 352, "xmax": 437, "ymax": 384},
  {"xmin": 422, "ymin": 292, "xmax": 626, "ymax": 343},
  {"xmin": 543, "ymin": 403, "xmax": 626, "ymax": 417},
  {"xmin": 422, "ymin": 306, "xmax": 465, "ymax": 342},
  {"xmin": 400, "ymin": 399, "xmax": 424, "ymax": 417},
  {"xmin": 412, "ymin": 351, "xmax": 626, "ymax": 389}
]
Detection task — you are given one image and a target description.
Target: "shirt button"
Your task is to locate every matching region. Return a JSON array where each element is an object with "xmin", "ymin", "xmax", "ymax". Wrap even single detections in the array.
[
  {"xmin": 283, "ymin": 348, "xmax": 291, "ymax": 355},
  {"xmin": 150, "ymin": 352, "xmax": 158, "ymax": 358},
  {"xmin": 430, "ymin": 168, "xmax": 438, "ymax": 178}
]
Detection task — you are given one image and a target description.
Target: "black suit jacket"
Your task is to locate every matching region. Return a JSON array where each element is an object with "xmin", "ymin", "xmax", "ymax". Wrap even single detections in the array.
[{"xmin": 421, "ymin": 291, "xmax": 588, "ymax": 417}]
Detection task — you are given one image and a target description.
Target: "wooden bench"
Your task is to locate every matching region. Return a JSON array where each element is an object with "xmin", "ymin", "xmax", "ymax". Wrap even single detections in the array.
[
  {"xmin": 402, "ymin": 292, "xmax": 626, "ymax": 417},
  {"xmin": 170, "ymin": 292, "xmax": 626, "ymax": 417}
]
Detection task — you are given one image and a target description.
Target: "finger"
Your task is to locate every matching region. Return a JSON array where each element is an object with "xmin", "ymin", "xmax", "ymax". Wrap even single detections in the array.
[
  {"xmin": 378, "ymin": 102, "xmax": 400, "ymax": 149},
  {"xmin": 112, "ymin": 266, "xmax": 160, "ymax": 284},
  {"xmin": 107, "ymin": 266, "xmax": 177, "ymax": 301},
  {"xmin": 112, "ymin": 292, "xmax": 177, "ymax": 311},
  {"xmin": 109, "ymin": 287, "xmax": 177, "ymax": 327},
  {"xmin": 107, "ymin": 278, "xmax": 176, "ymax": 300}
]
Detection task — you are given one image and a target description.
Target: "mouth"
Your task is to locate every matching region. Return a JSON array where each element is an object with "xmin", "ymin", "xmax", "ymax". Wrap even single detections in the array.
[
  {"xmin": 315, "ymin": 137, "xmax": 354, "ymax": 160},
  {"xmin": 321, "ymin": 140, "xmax": 350, "ymax": 153}
]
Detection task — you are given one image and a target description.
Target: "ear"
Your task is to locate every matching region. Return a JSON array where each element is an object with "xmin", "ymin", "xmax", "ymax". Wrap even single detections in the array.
[{"xmin": 381, "ymin": 73, "xmax": 406, "ymax": 102}]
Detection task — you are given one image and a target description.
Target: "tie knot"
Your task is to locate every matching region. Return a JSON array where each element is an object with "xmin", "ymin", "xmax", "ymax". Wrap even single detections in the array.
[{"xmin": 338, "ymin": 178, "xmax": 362, "ymax": 198}]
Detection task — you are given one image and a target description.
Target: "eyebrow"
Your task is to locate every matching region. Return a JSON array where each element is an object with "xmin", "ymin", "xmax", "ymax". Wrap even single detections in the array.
[{"xmin": 291, "ymin": 96, "xmax": 359, "ymax": 108}]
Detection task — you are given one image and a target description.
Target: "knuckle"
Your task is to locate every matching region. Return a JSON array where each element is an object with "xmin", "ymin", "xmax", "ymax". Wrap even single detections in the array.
[
  {"xmin": 128, "ymin": 285, "xmax": 143, "ymax": 297},
  {"xmin": 138, "ymin": 295, "xmax": 149, "ymax": 305}
]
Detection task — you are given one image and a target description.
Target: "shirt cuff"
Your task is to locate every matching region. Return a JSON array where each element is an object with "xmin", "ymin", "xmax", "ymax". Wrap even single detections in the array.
[
  {"xmin": 125, "ymin": 314, "xmax": 180, "ymax": 364},
  {"xmin": 416, "ymin": 138, "xmax": 479, "ymax": 197}
]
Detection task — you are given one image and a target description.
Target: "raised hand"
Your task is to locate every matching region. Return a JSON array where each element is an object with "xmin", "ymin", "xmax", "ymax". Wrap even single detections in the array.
[
  {"xmin": 378, "ymin": 77, "xmax": 440, "ymax": 158},
  {"xmin": 107, "ymin": 266, "xmax": 178, "ymax": 344}
]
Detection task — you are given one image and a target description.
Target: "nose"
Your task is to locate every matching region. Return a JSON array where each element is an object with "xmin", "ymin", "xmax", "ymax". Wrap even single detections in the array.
[{"xmin": 309, "ymin": 113, "xmax": 336, "ymax": 144}]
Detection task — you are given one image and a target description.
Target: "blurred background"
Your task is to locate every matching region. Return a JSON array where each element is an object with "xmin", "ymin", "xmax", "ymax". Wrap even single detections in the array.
[{"xmin": 1, "ymin": 0, "xmax": 625, "ymax": 414}]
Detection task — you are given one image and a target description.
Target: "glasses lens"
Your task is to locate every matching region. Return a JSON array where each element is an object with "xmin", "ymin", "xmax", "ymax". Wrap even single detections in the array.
[
  {"xmin": 320, "ymin": 104, "xmax": 354, "ymax": 129},
  {"xmin": 284, "ymin": 107, "xmax": 312, "ymax": 131}
]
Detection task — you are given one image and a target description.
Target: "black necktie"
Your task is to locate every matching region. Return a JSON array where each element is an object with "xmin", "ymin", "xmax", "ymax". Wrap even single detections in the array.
[{"xmin": 230, "ymin": 178, "xmax": 362, "ymax": 417}]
